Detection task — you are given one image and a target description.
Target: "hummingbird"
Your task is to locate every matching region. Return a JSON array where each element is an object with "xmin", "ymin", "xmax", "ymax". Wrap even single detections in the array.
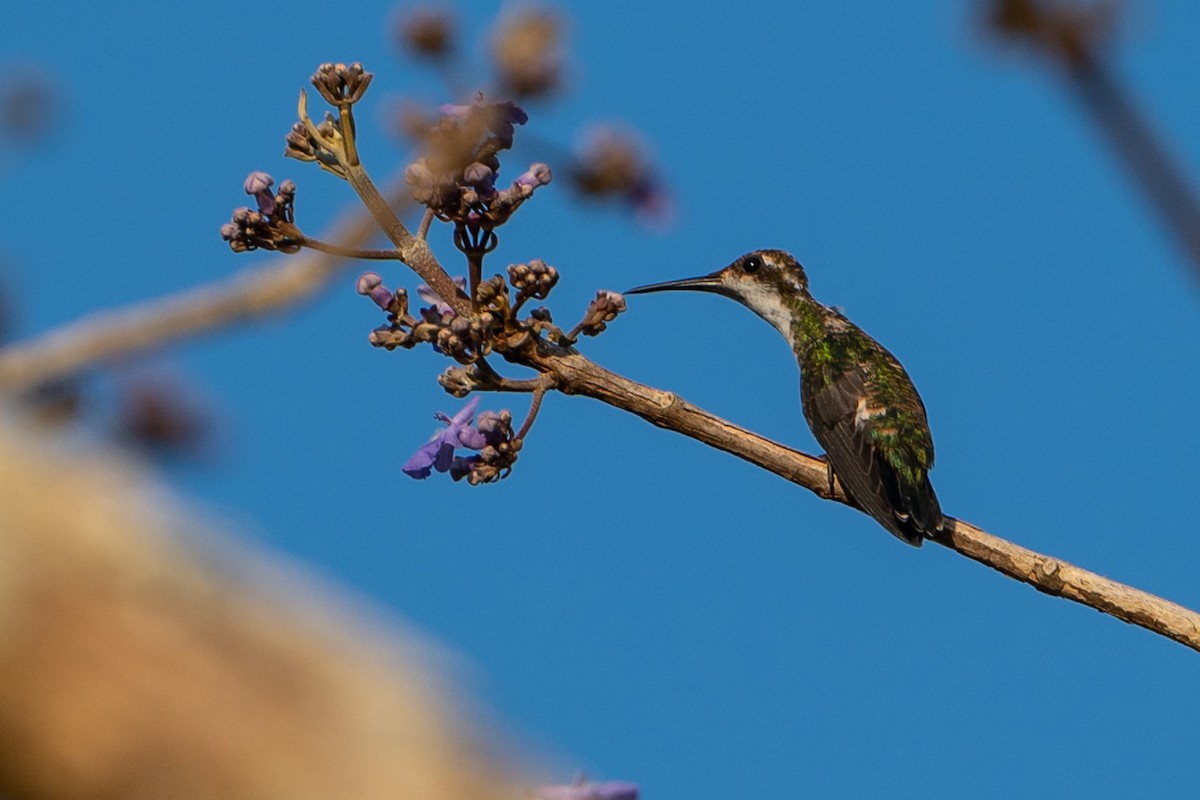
[{"xmin": 627, "ymin": 249, "xmax": 943, "ymax": 546}]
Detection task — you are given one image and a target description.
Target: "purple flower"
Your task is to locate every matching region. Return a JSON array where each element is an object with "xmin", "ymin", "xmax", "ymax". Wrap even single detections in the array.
[
  {"xmin": 516, "ymin": 162, "xmax": 552, "ymax": 189},
  {"xmin": 462, "ymin": 161, "xmax": 497, "ymax": 195},
  {"xmin": 356, "ymin": 272, "xmax": 394, "ymax": 311},
  {"xmin": 474, "ymin": 410, "xmax": 508, "ymax": 445},
  {"xmin": 536, "ymin": 781, "xmax": 639, "ymax": 800},
  {"xmin": 402, "ymin": 396, "xmax": 488, "ymax": 479},
  {"xmin": 439, "ymin": 96, "xmax": 528, "ymax": 148},
  {"xmin": 417, "ymin": 276, "xmax": 467, "ymax": 316},
  {"xmin": 243, "ymin": 170, "xmax": 277, "ymax": 216}
]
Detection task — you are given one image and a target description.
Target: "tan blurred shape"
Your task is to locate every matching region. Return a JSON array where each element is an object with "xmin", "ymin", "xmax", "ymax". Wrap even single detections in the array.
[{"xmin": 0, "ymin": 417, "xmax": 524, "ymax": 799}]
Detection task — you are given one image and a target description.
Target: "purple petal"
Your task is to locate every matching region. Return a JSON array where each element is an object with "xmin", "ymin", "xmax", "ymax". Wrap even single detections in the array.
[
  {"xmin": 417, "ymin": 276, "xmax": 468, "ymax": 315},
  {"xmin": 356, "ymin": 272, "xmax": 383, "ymax": 294},
  {"xmin": 356, "ymin": 273, "xmax": 395, "ymax": 311},
  {"xmin": 243, "ymin": 171, "xmax": 274, "ymax": 195},
  {"xmin": 449, "ymin": 395, "xmax": 480, "ymax": 426},
  {"xmin": 463, "ymin": 161, "xmax": 495, "ymax": 186},
  {"xmin": 495, "ymin": 100, "xmax": 529, "ymax": 126},
  {"xmin": 431, "ymin": 437, "xmax": 456, "ymax": 472},
  {"xmin": 449, "ymin": 455, "xmax": 479, "ymax": 481},
  {"xmin": 253, "ymin": 190, "xmax": 276, "ymax": 216},
  {"xmin": 516, "ymin": 163, "xmax": 552, "ymax": 188},
  {"xmin": 438, "ymin": 102, "xmax": 471, "ymax": 120},
  {"xmin": 593, "ymin": 782, "xmax": 638, "ymax": 800},
  {"xmin": 416, "ymin": 284, "xmax": 441, "ymax": 306},
  {"xmin": 401, "ymin": 437, "xmax": 443, "ymax": 479},
  {"xmin": 456, "ymin": 425, "xmax": 487, "ymax": 450}
]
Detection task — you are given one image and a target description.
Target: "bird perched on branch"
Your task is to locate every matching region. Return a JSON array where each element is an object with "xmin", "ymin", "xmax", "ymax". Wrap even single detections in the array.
[{"xmin": 628, "ymin": 249, "xmax": 943, "ymax": 546}]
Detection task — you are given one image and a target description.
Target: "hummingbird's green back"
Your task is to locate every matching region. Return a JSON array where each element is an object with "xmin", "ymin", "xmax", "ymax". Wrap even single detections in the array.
[{"xmin": 793, "ymin": 303, "xmax": 942, "ymax": 545}]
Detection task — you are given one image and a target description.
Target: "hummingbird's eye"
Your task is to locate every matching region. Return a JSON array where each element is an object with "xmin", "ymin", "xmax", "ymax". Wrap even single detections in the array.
[{"xmin": 743, "ymin": 256, "xmax": 762, "ymax": 273}]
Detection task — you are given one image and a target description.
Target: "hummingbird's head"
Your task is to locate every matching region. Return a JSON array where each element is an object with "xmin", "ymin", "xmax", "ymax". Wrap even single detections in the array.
[{"xmin": 626, "ymin": 249, "xmax": 810, "ymax": 335}]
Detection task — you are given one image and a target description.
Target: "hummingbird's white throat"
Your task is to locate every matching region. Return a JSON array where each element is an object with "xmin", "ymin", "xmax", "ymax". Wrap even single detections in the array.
[{"xmin": 732, "ymin": 280, "xmax": 797, "ymax": 339}]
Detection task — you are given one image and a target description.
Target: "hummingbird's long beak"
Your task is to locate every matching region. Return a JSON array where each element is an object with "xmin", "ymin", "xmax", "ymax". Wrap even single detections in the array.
[{"xmin": 625, "ymin": 271, "xmax": 731, "ymax": 297}]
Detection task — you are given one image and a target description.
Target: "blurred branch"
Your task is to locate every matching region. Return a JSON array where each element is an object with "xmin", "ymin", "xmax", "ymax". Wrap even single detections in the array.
[
  {"xmin": 988, "ymin": 0, "xmax": 1200, "ymax": 283},
  {"xmin": 0, "ymin": 421, "xmax": 523, "ymax": 799},
  {"xmin": 0, "ymin": 180, "xmax": 409, "ymax": 390},
  {"xmin": 6, "ymin": 260, "xmax": 1192, "ymax": 649}
]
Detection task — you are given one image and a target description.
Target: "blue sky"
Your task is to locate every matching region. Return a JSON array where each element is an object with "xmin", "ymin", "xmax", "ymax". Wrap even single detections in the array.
[{"xmin": 6, "ymin": 1, "xmax": 1200, "ymax": 797}]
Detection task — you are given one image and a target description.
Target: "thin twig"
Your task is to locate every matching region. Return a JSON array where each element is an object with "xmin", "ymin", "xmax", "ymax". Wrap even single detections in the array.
[
  {"xmin": 513, "ymin": 377, "xmax": 554, "ymax": 441},
  {"xmin": 470, "ymin": 360, "xmax": 545, "ymax": 392},
  {"xmin": 299, "ymin": 237, "xmax": 401, "ymax": 260},
  {"xmin": 417, "ymin": 208, "xmax": 435, "ymax": 241}
]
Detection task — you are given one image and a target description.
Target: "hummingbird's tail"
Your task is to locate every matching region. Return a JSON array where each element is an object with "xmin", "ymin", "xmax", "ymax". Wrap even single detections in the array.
[{"xmin": 894, "ymin": 475, "xmax": 944, "ymax": 546}]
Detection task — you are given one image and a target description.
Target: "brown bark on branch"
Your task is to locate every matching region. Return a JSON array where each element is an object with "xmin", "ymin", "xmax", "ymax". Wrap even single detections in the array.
[{"xmin": 508, "ymin": 341, "xmax": 1200, "ymax": 651}]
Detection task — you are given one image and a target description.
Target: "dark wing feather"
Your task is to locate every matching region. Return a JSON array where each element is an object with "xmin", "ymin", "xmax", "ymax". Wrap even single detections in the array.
[{"xmin": 802, "ymin": 365, "xmax": 939, "ymax": 546}]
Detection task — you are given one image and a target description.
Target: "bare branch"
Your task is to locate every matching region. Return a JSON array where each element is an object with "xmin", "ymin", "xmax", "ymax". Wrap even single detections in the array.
[
  {"xmin": 3, "ymin": 258, "xmax": 1197, "ymax": 648},
  {"xmin": 507, "ymin": 342, "xmax": 1200, "ymax": 652}
]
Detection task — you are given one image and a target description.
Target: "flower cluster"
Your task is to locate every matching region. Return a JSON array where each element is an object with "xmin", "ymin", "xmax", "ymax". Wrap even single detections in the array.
[
  {"xmin": 507, "ymin": 259, "xmax": 559, "ymax": 302},
  {"xmin": 283, "ymin": 63, "xmax": 376, "ymax": 180},
  {"xmin": 310, "ymin": 62, "xmax": 373, "ymax": 107},
  {"xmin": 402, "ymin": 396, "xmax": 517, "ymax": 484},
  {"xmin": 285, "ymin": 113, "xmax": 348, "ymax": 178},
  {"xmin": 570, "ymin": 128, "xmax": 671, "ymax": 225},
  {"xmin": 356, "ymin": 253, "xmax": 572, "ymax": 362},
  {"xmin": 230, "ymin": 61, "xmax": 642, "ymax": 489},
  {"xmin": 358, "ymin": 273, "xmax": 510, "ymax": 364},
  {"xmin": 490, "ymin": 8, "xmax": 564, "ymax": 98},
  {"xmin": 357, "ymin": 273, "xmax": 471, "ymax": 358},
  {"xmin": 220, "ymin": 172, "xmax": 300, "ymax": 253},
  {"xmin": 404, "ymin": 95, "xmax": 551, "ymax": 234},
  {"xmin": 395, "ymin": 6, "xmax": 455, "ymax": 59},
  {"xmin": 572, "ymin": 290, "xmax": 627, "ymax": 338}
]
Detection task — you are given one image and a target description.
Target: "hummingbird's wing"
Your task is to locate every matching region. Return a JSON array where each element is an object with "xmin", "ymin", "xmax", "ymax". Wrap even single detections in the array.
[{"xmin": 802, "ymin": 353, "xmax": 942, "ymax": 546}]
